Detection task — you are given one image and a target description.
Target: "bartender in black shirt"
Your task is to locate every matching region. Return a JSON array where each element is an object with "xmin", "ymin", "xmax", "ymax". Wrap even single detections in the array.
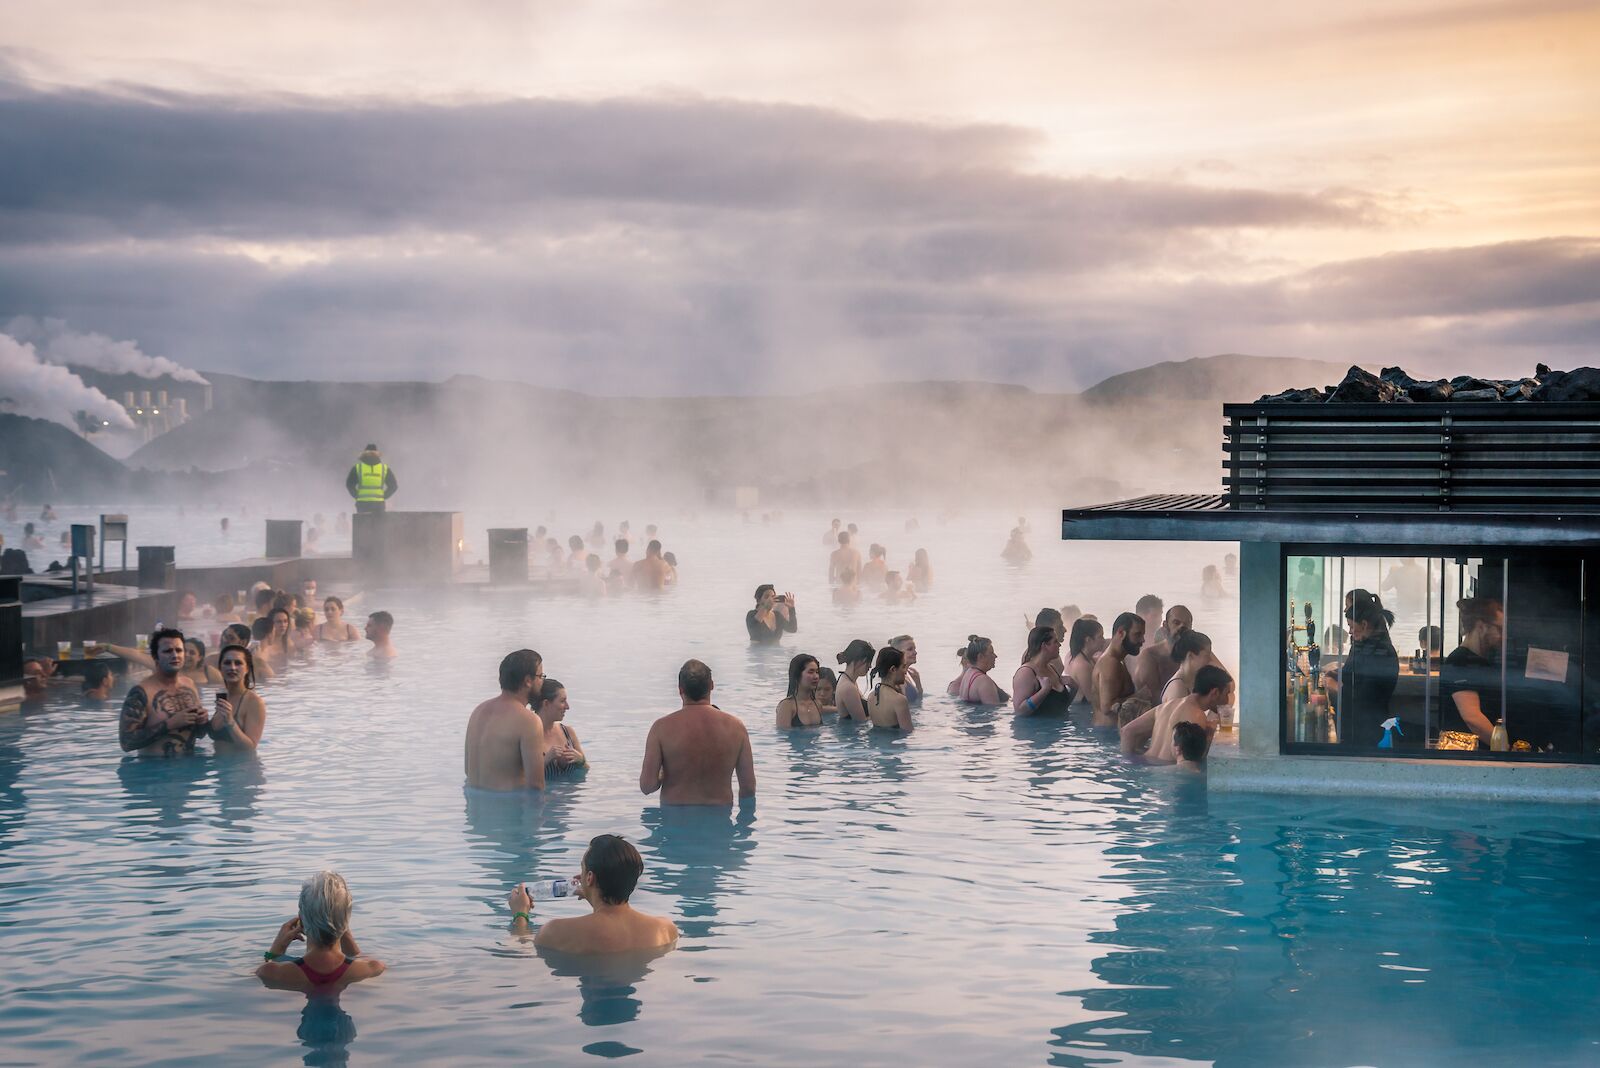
[{"xmin": 1440, "ymin": 596, "xmax": 1503, "ymax": 748}]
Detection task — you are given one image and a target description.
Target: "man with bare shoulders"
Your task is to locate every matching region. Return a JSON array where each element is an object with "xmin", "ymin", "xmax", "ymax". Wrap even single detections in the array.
[
  {"xmin": 639, "ymin": 660, "xmax": 755, "ymax": 805},
  {"xmin": 606, "ymin": 539, "xmax": 633, "ymax": 590},
  {"xmin": 1120, "ymin": 665, "xmax": 1231, "ymax": 764},
  {"xmin": 630, "ymin": 540, "xmax": 673, "ymax": 591},
  {"xmin": 828, "ymin": 532, "xmax": 861, "ymax": 586},
  {"xmin": 1132, "ymin": 604, "xmax": 1193, "ymax": 704},
  {"xmin": 464, "ymin": 649, "xmax": 547, "ymax": 791},
  {"xmin": 119, "ymin": 628, "xmax": 210, "ymax": 756},
  {"xmin": 1092, "ymin": 612, "xmax": 1146, "ymax": 728},
  {"xmin": 366, "ymin": 611, "xmax": 398, "ymax": 659},
  {"xmin": 507, "ymin": 834, "xmax": 678, "ymax": 954}
]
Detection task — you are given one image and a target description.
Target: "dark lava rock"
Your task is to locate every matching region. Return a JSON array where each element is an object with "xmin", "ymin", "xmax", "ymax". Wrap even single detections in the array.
[
  {"xmin": 1257, "ymin": 386, "xmax": 1327, "ymax": 403},
  {"xmin": 1449, "ymin": 375, "xmax": 1503, "ymax": 393},
  {"xmin": 1380, "ymin": 366, "xmax": 1419, "ymax": 388},
  {"xmin": 1537, "ymin": 363, "xmax": 1551, "ymax": 376},
  {"xmin": 1531, "ymin": 367, "xmax": 1600, "ymax": 402},
  {"xmin": 1328, "ymin": 365, "xmax": 1410, "ymax": 403},
  {"xmin": 1450, "ymin": 388, "xmax": 1504, "ymax": 402},
  {"xmin": 1406, "ymin": 379, "xmax": 1454, "ymax": 402}
]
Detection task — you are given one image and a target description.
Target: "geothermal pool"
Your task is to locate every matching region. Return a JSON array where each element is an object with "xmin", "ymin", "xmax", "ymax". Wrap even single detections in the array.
[{"xmin": 3, "ymin": 510, "xmax": 1598, "ymax": 1066}]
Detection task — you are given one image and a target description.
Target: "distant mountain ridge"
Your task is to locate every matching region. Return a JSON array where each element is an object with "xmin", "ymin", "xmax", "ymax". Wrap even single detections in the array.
[{"xmin": 1080, "ymin": 354, "xmax": 1360, "ymax": 406}]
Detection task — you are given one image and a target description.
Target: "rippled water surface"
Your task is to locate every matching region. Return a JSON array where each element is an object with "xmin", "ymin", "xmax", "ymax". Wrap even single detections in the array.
[{"xmin": 4, "ymin": 509, "xmax": 1598, "ymax": 1066}]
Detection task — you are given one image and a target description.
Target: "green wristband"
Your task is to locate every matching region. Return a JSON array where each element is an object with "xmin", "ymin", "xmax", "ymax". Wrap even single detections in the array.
[
  {"xmin": 263, "ymin": 950, "xmax": 281, "ymax": 962},
  {"xmin": 512, "ymin": 911, "xmax": 531, "ymax": 922}
]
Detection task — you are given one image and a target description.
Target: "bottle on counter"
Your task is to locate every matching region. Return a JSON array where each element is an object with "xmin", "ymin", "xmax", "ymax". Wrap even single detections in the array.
[{"xmin": 1490, "ymin": 719, "xmax": 1510, "ymax": 752}]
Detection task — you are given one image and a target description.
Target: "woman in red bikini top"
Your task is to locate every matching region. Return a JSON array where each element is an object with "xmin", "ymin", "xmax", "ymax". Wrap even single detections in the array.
[{"xmin": 256, "ymin": 871, "xmax": 387, "ymax": 992}]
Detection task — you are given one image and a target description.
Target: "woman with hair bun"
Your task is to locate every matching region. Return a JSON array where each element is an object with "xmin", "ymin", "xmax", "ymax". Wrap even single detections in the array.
[
  {"xmin": 834, "ymin": 639, "xmax": 874, "ymax": 722},
  {"xmin": 1323, "ymin": 588, "xmax": 1399, "ymax": 748},
  {"xmin": 866, "ymin": 646, "xmax": 913, "ymax": 732},
  {"xmin": 946, "ymin": 635, "xmax": 1007, "ymax": 705}
]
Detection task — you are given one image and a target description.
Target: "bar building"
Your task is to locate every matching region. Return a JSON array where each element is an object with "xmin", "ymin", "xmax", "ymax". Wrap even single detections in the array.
[{"xmin": 1063, "ymin": 369, "xmax": 1600, "ymax": 801}]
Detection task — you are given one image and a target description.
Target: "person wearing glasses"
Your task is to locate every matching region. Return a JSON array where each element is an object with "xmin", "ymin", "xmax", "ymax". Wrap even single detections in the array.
[
  {"xmin": 464, "ymin": 649, "xmax": 548, "ymax": 790},
  {"xmin": 1322, "ymin": 589, "xmax": 1399, "ymax": 748}
]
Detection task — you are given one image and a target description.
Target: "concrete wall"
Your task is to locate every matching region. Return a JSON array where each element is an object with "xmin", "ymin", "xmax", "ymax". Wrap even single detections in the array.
[
  {"xmin": 1211, "ymin": 749, "xmax": 1600, "ymax": 803},
  {"xmin": 1237, "ymin": 540, "xmax": 1281, "ymax": 757},
  {"xmin": 353, "ymin": 512, "xmax": 463, "ymax": 586}
]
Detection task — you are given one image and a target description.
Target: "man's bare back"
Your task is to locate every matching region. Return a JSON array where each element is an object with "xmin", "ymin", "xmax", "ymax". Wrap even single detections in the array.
[
  {"xmin": 465, "ymin": 693, "xmax": 546, "ymax": 791},
  {"xmin": 640, "ymin": 703, "xmax": 755, "ymax": 805},
  {"xmin": 631, "ymin": 556, "xmax": 671, "ymax": 591}
]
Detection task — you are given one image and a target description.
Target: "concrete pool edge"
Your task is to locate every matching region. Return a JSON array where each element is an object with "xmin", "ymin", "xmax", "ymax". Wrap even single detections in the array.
[{"xmin": 1208, "ymin": 748, "xmax": 1600, "ymax": 803}]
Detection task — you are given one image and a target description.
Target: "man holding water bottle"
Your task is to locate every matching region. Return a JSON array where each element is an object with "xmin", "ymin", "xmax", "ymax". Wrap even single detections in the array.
[{"xmin": 506, "ymin": 835, "xmax": 678, "ymax": 953}]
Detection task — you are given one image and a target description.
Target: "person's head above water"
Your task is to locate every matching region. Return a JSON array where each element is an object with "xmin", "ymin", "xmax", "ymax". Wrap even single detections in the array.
[
  {"xmin": 965, "ymin": 635, "xmax": 997, "ymax": 670},
  {"xmin": 646, "ymin": 539, "xmax": 662, "ymax": 557},
  {"xmin": 836, "ymin": 638, "xmax": 875, "ymax": 670},
  {"xmin": 1110, "ymin": 612, "xmax": 1145, "ymax": 655},
  {"xmin": 536, "ymin": 678, "xmax": 567, "ymax": 718},
  {"xmin": 1023, "ymin": 624, "xmax": 1059, "ymax": 664},
  {"xmin": 614, "ymin": 539, "xmax": 629, "ymax": 556},
  {"xmin": 838, "ymin": 531, "xmax": 851, "ymax": 546},
  {"xmin": 1171, "ymin": 629, "xmax": 1213, "ymax": 666},
  {"xmin": 1163, "ymin": 605, "xmax": 1193, "ymax": 640},
  {"xmin": 366, "ymin": 610, "xmax": 394, "ymax": 638},
  {"xmin": 1069, "ymin": 617, "xmax": 1105, "ymax": 659},
  {"xmin": 219, "ymin": 644, "xmax": 256, "ymax": 690},
  {"xmin": 299, "ymin": 870, "xmax": 353, "ymax": 949},
  {"xmin": 586, "ymin": 555, "xmax": 602, "ymax": 574},
  {"xmin": 869, "ymin": 544, "xmax": 886, "ymax": 560},
  {"xmin": 1173, "ymin": 720, "xmax": 1208, "ymax": 766},
  {"xmin": 872, "ymin": 645, "xmax": 905, "ymax": 685},
  {"xmin": 889, "ymin": 635, "xmax": 917, "ymax": 665},
  {"xmin": 569, "ymin": 534, "xmax": 584, "ymax": 552},
  {"xmin": 678, "ymin": 659, "xmax": 714, "ymax": 703},
  {"xmin": 1192, "ymin": 664, "xmax": 1233, "ymax": 707},
  {"xmin": 786, "ymin": 653, "xmax": 820, "ymax": 699},
  {"xmin": 753, "ymin": 584, "xmax": 776, "ymax": 608},
  {"xmin": 498, "ymin": 648, "xmax": 544, "ymax": 696},
  {"xmin": 1034, "ymin": 607, "xmax": 1064, "ymax": 641},
  {"xmin": 81, "ymin": 660, "xmax": 114, "ymax": 696},
  {"xmin": 581, "ymin": 834, "xmax": 644, "ymax": 906},
  {"xmin": 151, "ymin": 627, "xmax": 186, "ymax": 676}
]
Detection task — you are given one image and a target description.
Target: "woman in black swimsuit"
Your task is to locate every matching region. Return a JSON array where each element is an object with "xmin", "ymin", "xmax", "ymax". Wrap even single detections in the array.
[
  {"xmin": 746, "ymin": 584, "xmax": 798, "ymax": 644},
  {"xmin": 535, "ymin": 678, "xmax": 587, "ymax": 773},
  {"xmin": 775, "ymin": 654, "xmax": 825, "ymax": 729},
  {"xmin": 1012, "ymin": 625, "xmax": 1075, "ymax": 716}
]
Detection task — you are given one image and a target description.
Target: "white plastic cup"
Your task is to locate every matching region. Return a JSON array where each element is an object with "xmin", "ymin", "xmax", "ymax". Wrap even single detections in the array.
[
  {"xmin": 57, "ymin": 640, "xmax": 72, "ymax": 660},
  {"xmin": 136, "ymin": 633, "xmax": 149, "ymax": 652}
]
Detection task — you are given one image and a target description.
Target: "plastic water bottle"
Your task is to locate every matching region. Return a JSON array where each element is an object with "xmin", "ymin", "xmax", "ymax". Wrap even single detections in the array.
[{"xmin": 524, "ymin": 878, "xmax": 575, "ymax": 900}]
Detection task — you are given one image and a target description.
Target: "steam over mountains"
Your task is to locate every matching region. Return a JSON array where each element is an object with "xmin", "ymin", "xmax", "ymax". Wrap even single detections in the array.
[{"xmin": 3, "ymin": 355, "xmax": 1353, "ymax": 507}]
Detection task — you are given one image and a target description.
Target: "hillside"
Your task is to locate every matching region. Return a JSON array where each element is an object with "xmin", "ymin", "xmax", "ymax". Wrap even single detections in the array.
[
  {"xmin": 0, "ymin": 413, "xmax": 130, "ymax": 500},
  {"xmin": 1080, "ymin": 354, "xmax": 1359, "ymax": 406}
]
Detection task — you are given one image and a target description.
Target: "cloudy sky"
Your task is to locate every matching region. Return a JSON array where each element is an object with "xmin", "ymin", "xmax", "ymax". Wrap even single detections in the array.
[{"xmin": 2, "ymin": 1, "xmax": 1597, "ymax": 393}]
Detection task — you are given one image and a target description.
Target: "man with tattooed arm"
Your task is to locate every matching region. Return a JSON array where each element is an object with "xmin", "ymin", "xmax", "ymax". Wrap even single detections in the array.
[{"xmin": 119, "ymin": 627, "xmax": 212, "ymax": 756}]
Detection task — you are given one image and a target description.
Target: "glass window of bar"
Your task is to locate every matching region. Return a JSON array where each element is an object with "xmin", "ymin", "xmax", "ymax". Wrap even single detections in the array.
[{"xmin": 1284, "ymin": 554, "xmax": 1586, "ymax": 758}]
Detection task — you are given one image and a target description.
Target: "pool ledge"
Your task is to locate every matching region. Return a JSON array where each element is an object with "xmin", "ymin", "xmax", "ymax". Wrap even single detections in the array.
[{"xmin": 1208, "ymin": 749, "xmax": 1600, "ymax": 804}]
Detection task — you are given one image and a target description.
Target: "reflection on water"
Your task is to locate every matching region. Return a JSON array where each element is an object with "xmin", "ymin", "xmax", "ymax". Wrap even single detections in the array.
[
  {"xmin": 638, "ymin": 803, "xmax": 757, "ymax": 941},
  {"xmin": 298, "ymin": 996, "xmax": 358, "ymax": 1068},
  {"xmin": 6, "ymin": 509, "xmax": 1600, "ymax": 1064}
]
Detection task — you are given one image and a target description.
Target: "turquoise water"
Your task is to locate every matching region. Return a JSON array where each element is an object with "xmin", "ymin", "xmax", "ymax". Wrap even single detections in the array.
[{"xmin": 4, "ymin": 512, "xmax": 1598, "ymax": 1065}]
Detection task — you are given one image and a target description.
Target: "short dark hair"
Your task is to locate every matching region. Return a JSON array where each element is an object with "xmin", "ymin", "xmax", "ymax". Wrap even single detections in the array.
[
  {"xmin": 498, "ymin": 648, "xmax": 543, "ymax": 692},
  {"xmin": 838, "ymin": 531, "xmax": 850, "ymax": 545},
  {"xmin": 1135, "ymin": 594, "xmax": 1164, "ymax": 615},
  {"xmin": 614, "ymin": 538, "xmax": 629, "ymax": 555},
  {"xmin": 1112, "ymin": 611, "xmax": 1142, "ymax": 637},
  {"xmin": 583, "ymin": 834, "xmax": 644, "ymax": 905},
  {"xmin": 647, "ymin": 539, "xmax": 662, "ymax": 554},
  {"xmin": 679, "ymin": 659, "xmax": 713, "ymax": 701},
  {"xmin": 1457, "ymin": 597, "xmax": 1502, "ymax": 635},
  {"xmin": 251, "ymin": 617, "xmax": 271, "ymax": 640},
  {"xmin": 1173, "ymin": 720, "xmax": 1208, "ymax": 763},
  {"xmin": 367, "ymin": 610, "xmax": 394, "ymax": 631},
  {"xmin": 254, "ymin": 588, "xmax": 276, "ymax": 610},
  {"xmin": 1034, "ymin": 607, "xmax": 1062, "ymax": 630},
  {"xmin": 150, "ymin": 627, "xmax": 185, "ymax": 657},
  {"xmin": 223, "ymin": 622, "xmax": 252, "ymax": 646},
  {"xmin": 82, "ymin": 661, "xmax": 113, "ymax": 692},
  {"xmin": 1193, "ymin": 664, "xmax": 1233, "ymax": 697},
  {"xmin": 569, "ymin": 534, "xmax": 584, "ymax": 550}
]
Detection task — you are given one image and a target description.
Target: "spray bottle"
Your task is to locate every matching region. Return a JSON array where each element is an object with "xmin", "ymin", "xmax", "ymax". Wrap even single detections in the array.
[{"xmin": 1378, "ymin": 717, "xmax": 1402, "ymax": 749}]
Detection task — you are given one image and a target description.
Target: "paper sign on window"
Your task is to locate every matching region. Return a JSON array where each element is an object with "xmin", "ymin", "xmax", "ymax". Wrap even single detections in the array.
[{"xmin": 1525, "ymin": 648, "xmax": 1569, "ymax": 683}]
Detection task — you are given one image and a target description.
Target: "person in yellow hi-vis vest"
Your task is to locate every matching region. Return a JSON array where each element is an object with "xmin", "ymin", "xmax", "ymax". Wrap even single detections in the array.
[{"xmin": 346, "ymin": 443, "xmax": 398, "ymax": 514}]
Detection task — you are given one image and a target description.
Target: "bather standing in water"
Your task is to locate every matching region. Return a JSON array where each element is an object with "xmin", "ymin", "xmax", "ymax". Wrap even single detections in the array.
[
  {"xmin": 860, "ymin": 544, "xmax": 888, "ymax": 588},
  {"xmin": 1012, "ymin": 625, "xmax": 1075, "ymax": 716},
  {"xmin": 507, "ymin": 835, "xmax": 678, "ymax": 953},
  {"xmin": 948, "ymin": 635, "xmax": 1008, "ymax": 704},
  {"xmin": 866, "ymin": 647, "xmax": 913, "ymax": 732},
  {"xmin": 833, "ymin": 639, "xmax": 874, "ymax": 722},
  {"xmin": 119, "ymin": 628, "xmax": 210, "ymax": 756},
  {"xmin": 1001, "ymin": 526, "xmax": 1031, "ymax": 563},
  {"xmin": 316, "ymin": 596, "xmax": 361, "ymax": 642},
  {"xmin": 815, "ymin": 667, "xmax": 839, "ymax": 714},
  {"xmin": 258, "ymin": 871, "xmax": 386, "ymax": 992},
  {"xmin": 907, "ymin": 548, "xmax": 932, "ymax": 591},
  {"xmin": 535, "ymin": 678, "xmax": 587, "ymax": 774},
  {"xmin": 828, "ymin": 532, "xmax": 861, "ymax": 586},
  {"xmin": 630, "ymin": 540, "xmax": 673, "ymax": 591},
  {"xmin": 605, "ymin": 539, "xmax": 633, "ymax": 590},
  {"xmin": 365, "ymin": 611, "xmax": 398, "ymax": 659},
  {"xmin": 1120, "ymin": 665, "xmax": 1231, "ymax": 764},
  {"xmin": 1092, "ymin": 612, "xmax": 1146, "ymax": 728},
  {"xmin": 776, "ymin": 654, "xmax": 826, "ymax": 729},
  {"xmin": 889, "ymin": 635, "xmax": 922, "ymax": 702},
  {"xmin": 832, "ymin": 567, "xmax": 861, "ymax": 606},
  {"xmin": 211, "ymin": 644, "xmax": 267, "ymax": 754},
  {"xmin": 746, "ymin": 585, "xmax": 797, "ymax": 643},
  {"xmin": 639, "ymin": 660, "xmax": 755, "ymax": 805},
  {"xmin": 464, "ymin": 649, "xmax": 547, "ymax": 791},
  {"xmin": 1132, "ymin": 604, "xmax": 1192, "ymax": 704}
]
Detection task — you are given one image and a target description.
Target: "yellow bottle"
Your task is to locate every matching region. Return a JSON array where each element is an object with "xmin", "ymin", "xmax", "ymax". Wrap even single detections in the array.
[{"xmin": 1490, "ymin": 719, "xmax": 1509, "ymax": 752}]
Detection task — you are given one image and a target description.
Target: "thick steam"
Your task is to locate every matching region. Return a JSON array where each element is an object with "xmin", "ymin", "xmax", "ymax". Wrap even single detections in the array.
[
  {"xmin": 6, "ymin": 316, "xmax": 210, "ymax": 385},
  {"xmin": 0, "ymin": 333, "xmax": 136, "ymax": 430}
]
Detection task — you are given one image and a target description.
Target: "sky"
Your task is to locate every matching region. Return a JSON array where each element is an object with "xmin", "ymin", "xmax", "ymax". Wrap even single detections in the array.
[{"xmin": 1, "ymin": 0, "xmax": 1597, "ymax": 394}]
